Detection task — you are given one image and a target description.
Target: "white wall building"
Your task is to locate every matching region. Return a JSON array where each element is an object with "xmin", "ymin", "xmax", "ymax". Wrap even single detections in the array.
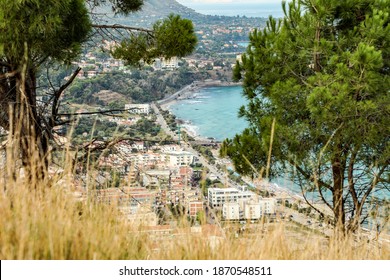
[
  {"xmin": 161, "ymin": 57, "xmax": 179, "ymax": 69},
  {"xmin": 208, "ymin": 187, "xmax": 256, "ymax": 208},
  {"xmin": 216, "ymin": 192, "xmax": 277, "ymax": 221},
  {"xmin": 243, "ymin": 200, "xmax": 262, "ymax": 220},
  {"xmin": 164, "ymin": 151, "xmax": 195, "ymax": 167},
  {"xmin": 259, "ymin": 198, "xmax": 276, "ymax": 215},
  {"xmin": 125, "ymin": 104, "xmax": 151, "ymax": 115},
  {"xmin": 223, "ymin": 203, "xmax": 240, "ymax": 220}
]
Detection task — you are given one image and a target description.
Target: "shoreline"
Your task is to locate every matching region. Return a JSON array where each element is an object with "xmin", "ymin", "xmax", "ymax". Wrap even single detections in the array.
[
  {"xmin": 158, "ymin": 80, "xmax": 242, "ymax": 111},
  {"xmin": 157, "ymin": 80, "xmax": 242, "ymax": 142}
]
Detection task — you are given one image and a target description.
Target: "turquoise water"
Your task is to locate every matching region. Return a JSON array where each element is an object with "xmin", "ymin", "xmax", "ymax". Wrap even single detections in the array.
[{"xmin": 170, "ymin": 86, "xmax": 248, "ymax": 141}]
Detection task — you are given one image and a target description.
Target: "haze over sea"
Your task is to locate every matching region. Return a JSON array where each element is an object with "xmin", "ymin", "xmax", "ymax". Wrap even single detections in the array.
[{"xmin": 178, "ymin": 1, "xmax": 285, "ymax": 18}]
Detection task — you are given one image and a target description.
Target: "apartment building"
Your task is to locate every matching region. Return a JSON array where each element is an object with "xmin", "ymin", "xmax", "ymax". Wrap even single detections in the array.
[
  {"xmin": 222, "ymin": 202, "xmax": 240, "ymax": 220},
  {"xmin": 208, "ymin": 187, "xmax": 256, "ymax": 208},
  {"xmin": 164, "ymin": 150, "xmax": 195, "ymax": 167},
  {"xmin": 222, "ymin": 198, "xmax": 277, "ymax": 221}
]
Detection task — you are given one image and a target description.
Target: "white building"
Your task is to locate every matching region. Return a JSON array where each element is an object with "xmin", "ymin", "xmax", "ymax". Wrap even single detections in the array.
[
  {"xmin": 223, "ymin": 203, "xmax": 240, "ymax": 220},
  {"xmin": 211, "ymin": 187, "xmax": 277, "ymax": 220},
  {"xmin": 164, "ymin": 150, "xmax": 195, "ymax": 167},
  {"xmin": 243, "ymin": 200, "xmax": 261, "ymax": 220},
  {"xmin": 258, "ymin": 198, "xmax": 276, "ymax": 215},
  {"xmin": 161, "ymin": 57, "xmax": 179, "ymax": 69},
  {"xmin": 125, "ymin": 104, "xmax": 151, "ymax": 115},
  {"xmin": 208, "ymin": 187, "xmax": 256, "ymax": 208}
]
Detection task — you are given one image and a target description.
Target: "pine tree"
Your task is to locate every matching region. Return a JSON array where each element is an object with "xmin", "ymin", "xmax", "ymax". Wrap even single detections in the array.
[{"xmin": 222, "ymin": 0, "xmax": 389, "ymax": 233}]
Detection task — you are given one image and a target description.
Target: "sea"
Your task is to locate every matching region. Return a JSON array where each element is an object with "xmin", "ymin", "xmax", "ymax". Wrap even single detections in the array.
[
  {"xmin": 182, "ymin": 2, "xmax": 285, "ymax": 18},
  {"xmin": 170, "ymin": 86, "xmax": 247, "ymax": 141}
]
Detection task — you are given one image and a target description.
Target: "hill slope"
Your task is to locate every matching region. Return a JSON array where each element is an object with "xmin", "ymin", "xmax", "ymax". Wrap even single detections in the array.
[{"xmin": 99, "ymin": 0, "xmax": 264, "ymax": 27}]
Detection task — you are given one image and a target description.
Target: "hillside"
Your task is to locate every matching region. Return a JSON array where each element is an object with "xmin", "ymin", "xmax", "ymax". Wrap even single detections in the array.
[{"xmin": 98, "ymin": 0, "xmax": 265, "ymax": 27}]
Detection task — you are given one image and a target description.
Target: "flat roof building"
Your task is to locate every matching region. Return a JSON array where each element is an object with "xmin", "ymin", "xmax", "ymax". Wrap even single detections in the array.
[
  {"xmin": 125, "ymin": 104, "xmax": 151, "ymax": 115},
  {"xmin": 208, "ymin": 187, "xmax": 256, "ymax": 208}
]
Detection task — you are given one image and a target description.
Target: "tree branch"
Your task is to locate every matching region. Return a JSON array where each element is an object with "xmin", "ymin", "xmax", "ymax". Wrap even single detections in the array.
[
  {"xmin": 50, "ymin": 67, "xmax": 82, "ymax": 127},
  {"xmin": 299, "ymin": 181, "xmax": 326, "ymax": 218},
  {"xmin": 92, "ymin": 24, "xmax": 153, "ymax": 34},
  {"xmin": 57, "ymin": 108, "xmax": 130, "ymax": 117},
  {"xmin": 288, "ymin": 158, "xmax": 333, "ymax": 191}
]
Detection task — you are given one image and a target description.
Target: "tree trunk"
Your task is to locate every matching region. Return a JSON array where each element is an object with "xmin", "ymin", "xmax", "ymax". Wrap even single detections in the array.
[
  {"xmin": 9, "ymin": 69, "xmax": 49, "ymax": 183},
  {"xmin": 332, "ymin": 155, "xmax": 346, "ymax": 235}
]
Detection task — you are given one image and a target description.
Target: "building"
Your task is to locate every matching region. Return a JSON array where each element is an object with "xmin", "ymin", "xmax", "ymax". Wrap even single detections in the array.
[
  {"xmin": 125, "ymin": 210, "xmax": 158, "ymax": 227},
  {"xmin": 258, "ymin": 198, "xmax": 277, "ymax": 215},
  {"xmin": 243, "ymin": 200, "xmax": 261, "ymax": 220},
  {"xmin": 221, "ymin": 197, "xmax": 277, "ymax": 221},
  {"xmin": 163, "ymin": 150, "xmax": 195, "ymax": 167},
  {"xmin": 208, "ymin": 187, "xmax": 256, "ymax": 208},
  {"xmin": 188, "ymin": 201, "xmax": 204, "ymax": 217},
  {"xmin": 161, "ymin": 57, "xmax": 179, "ymax": 69},
  {"xmin": 125, "ymin": 104, "xmax": 151, "ymax": 115},
  {"xmin": 222, "ymin": 203, "xmax": 240, "ymax": 220}
]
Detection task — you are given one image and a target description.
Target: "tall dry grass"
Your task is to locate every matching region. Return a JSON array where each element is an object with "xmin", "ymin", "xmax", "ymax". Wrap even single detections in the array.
[{"xmin": 0, "ymin": 134, "xmax": 388, "ymax": 260}]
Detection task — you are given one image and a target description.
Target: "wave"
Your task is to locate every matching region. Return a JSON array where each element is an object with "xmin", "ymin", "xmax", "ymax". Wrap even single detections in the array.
[
  {"xmin": 181, "ymin": 124, "xmax": 200, "ymax": 137},
  {"xmin": 183, "ymin": 100, "xmax": 204, "ymax": 104}
]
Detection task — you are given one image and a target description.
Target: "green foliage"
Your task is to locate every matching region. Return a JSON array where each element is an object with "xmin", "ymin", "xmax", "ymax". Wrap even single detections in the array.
[
  {"xmin": 225, "ymin": 0, "xmax": 390, "ymax": 230},
  {"xmin": 112, "ymin": 14, "xmax": 197, "ymax": 66},
  {"xmin": 0, "ymin": 0, "xmax": 91, "ymax": 63},
  {"xmin": 221, "ymin": 128, "xmax": 268, "ymax": 178},
  {"xmin": 153, "ymin": 14, "xmax": 198, "ymax": 59},
  {"xmin": 134, "ymin": 117, "xmax": 160, "ymax": 137},
  {"xmin": 108, "ymin": 0, "xmax": 143, "ymax": 14},
  {"xmin": 66, "ymin": 67, "xmax": 199, "ymax": 105}
]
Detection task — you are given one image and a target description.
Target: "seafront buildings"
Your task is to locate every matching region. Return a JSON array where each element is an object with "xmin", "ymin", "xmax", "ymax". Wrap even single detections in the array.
[{"xmin": 209, "ymin": 187, "xmax": 276, "ymax": 221}]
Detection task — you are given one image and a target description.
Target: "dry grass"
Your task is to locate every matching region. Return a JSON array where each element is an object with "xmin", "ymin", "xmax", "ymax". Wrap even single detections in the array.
[
  {"xmin": 0, "ymin": 136, "xmax": 388, "ymax": 260},
  {"xmin": 1, "ymin": 176, "xmax": 388, "ymax": 260}
]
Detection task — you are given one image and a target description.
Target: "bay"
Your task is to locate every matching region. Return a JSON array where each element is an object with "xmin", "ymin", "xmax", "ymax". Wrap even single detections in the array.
[{"xmin": 170, "ymin": 86, "xmax": 248, "ymax": 141}]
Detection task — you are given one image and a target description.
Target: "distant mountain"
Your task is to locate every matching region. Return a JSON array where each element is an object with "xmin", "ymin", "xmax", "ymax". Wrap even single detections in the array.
[
  {"xmin": 99, "ymin": 0, "xmax": 264, "ymax": 28},
  {"xmin": 138, "ymin": 0, "xmax": 200, "ymax": 19}
]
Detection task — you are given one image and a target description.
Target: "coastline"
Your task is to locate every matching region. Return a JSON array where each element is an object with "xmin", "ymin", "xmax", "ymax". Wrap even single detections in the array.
[
  {"xmin": 158, "ymin": 80, "xmax": 242, "ymax": 111},
  {"xmin": 157, "ymin": 80, "xmax": 242, "ymax": 142}
]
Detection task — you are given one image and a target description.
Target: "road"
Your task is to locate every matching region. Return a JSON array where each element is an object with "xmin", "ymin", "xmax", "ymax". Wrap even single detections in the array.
[{"xmin": 156, "ymin": 83, "xmax": 195, "ymax": 106}]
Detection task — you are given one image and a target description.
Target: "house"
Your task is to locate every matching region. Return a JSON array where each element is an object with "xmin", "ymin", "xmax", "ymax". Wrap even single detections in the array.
[{"xmin": 125, "ymin": 104, "xmax": 151, "ymax": 115}]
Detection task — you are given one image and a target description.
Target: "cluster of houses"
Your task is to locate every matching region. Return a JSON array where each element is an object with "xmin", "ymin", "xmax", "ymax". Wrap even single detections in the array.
[{"xmin": 75, "ymin": 141, "xmax": 202, "ymax": 226}]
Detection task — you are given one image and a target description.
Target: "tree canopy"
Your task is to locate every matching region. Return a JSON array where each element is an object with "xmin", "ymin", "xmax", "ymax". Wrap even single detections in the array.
[
  {"xmin": 222, "ymin": 0, "xmax": 389, "ymax": 232},
  {"xmin": 0, "ymin": 0, "xmax": 197, "ymax": 182},
  {"xmin": 111, "ymin": 14, "xmax": 197, "ymax": 66}
]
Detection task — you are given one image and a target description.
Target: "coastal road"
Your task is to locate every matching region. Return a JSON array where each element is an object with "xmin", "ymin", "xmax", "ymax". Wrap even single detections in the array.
[
  {"xmin": 156, "ymin": 83, "xmax": 195, "ymax": 106},
  {"xmin": 151, "ymin": 102, "xmax": 178, "ymax": 141}
]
